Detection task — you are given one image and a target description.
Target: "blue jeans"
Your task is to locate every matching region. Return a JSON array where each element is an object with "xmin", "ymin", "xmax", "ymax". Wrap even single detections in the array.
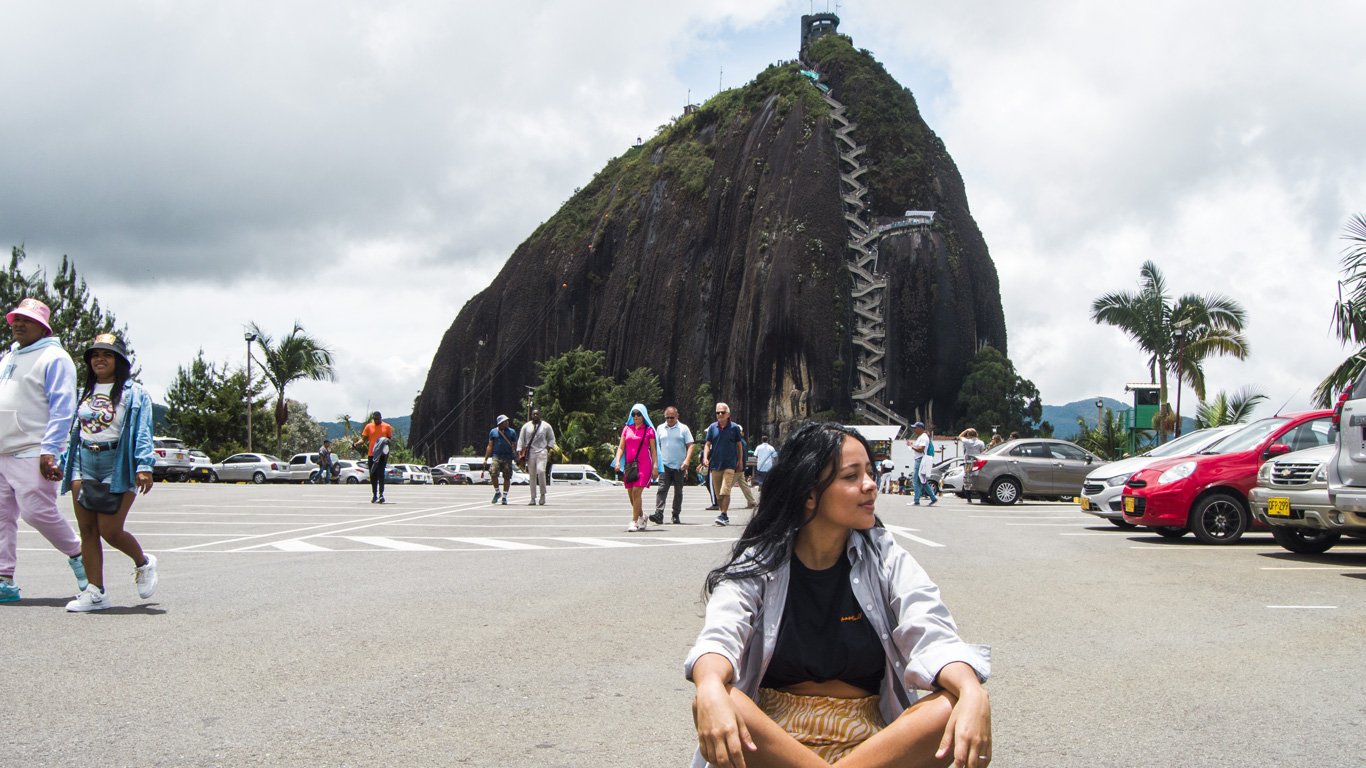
[
  {"xmin": 913, "ymin": 457, "xmax": 937, "ymax": 504},
  {"xmin": 72, "ymin": 446, "xmax": 118, "ymax": 484}
]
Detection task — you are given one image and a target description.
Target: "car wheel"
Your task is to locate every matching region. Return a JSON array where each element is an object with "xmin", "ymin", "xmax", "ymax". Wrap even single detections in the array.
[
  {"xmin": 346, "ymin": 476, "xmax": 359, "ymax": 484},
  {"xmin": 1108, "ymin": 518, "xmax": 1137, "ymax": 529},
  {"xmin": 1189, "ymin": 493, "xmax": 1248, "ymax": 544},
  {"xmin": 989, "ymin": 477, "xmax": 1021, "ymax": 505},
  {"xmin": 1154, "ymin": 527, "xmax": 1187, "ymax": 539},
  {"xmin": 1270, "ymin": 526, "xmax": 1340, "ymax": 555},
  {"xmin": 252, "ymin": 471, "xmax": 267, "ymax": 485},
  {"xmin": 207, "ymin": 470, "xmax": 218, "ymax": 483}
]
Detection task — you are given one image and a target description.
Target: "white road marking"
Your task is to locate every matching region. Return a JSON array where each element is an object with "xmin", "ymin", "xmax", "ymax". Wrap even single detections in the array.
[
  {"xmin": 884, "ymin": 524, "xmax": 945, "ymax": 548},
  {"xmin": 347, "ymin": 536, "xmax": 444, "ymax": 551},
  {"xmin": 1260, "ymin": 566, "xmax": 1362, "ymax": 571},
  {"xmin": 270, "ymin": 539, "xmax": 331, "ymax": 552},
  {"xmin": 972, "ymin": 515, "xmax": 1082, "ymax": 520},
  {"xmin": 557, "ymin": 537, "xmax": 643, "ymax": 548},
  {"xmin": 447, "ymin": 537, "xmax": 547, "ymax": 550},
  {"xmin": 1266, "ymin": 605, "xmax": 1338, "ymax": 609},
  {"xmin": 1129, "ymin": 546, "xmax": 1284, "ymax": 551},
  {"xmin": 1007, "ymin": 522, "xmax": 1093, "ymax": 526}
]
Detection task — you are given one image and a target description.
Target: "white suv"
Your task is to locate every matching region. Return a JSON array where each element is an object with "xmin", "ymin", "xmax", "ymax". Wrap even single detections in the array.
[
  {"xmin": 1325, "ymin": 375, "xmax": 1366, "ymax": 533},
  {"xmin": 152, "ymin": 436, "xmax": 193, "ymax": 481}
]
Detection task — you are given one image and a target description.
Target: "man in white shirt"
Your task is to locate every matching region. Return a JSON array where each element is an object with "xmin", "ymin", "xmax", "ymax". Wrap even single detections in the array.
[
  {"xmin": 651, "ymin": 405, "xmax": 694, "ymax": 525},
  {"xmin": 908, "ymin": 421, "xmax": 938, "ymax": 506},
  {"xmin": 517, "ymin": 408, "xmax": 556, "ymax": 506},
  {"xmin": 752, "ymin": 434, "xmax": 777, "ymax": 487}
]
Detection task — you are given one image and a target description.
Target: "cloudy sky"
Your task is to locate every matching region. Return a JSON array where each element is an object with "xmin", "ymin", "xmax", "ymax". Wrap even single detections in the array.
[{"xmin": 3, "ymin": 1, "xmax": 1363, "ymax": 432}]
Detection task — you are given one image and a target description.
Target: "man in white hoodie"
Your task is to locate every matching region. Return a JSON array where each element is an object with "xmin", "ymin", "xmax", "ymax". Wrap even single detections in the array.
[{"xmin": 0, "ymin": 298, "xmax": 87, "ymax": 602}]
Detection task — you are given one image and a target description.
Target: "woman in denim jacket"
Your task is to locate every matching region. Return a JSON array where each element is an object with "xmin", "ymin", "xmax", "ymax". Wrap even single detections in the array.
[
  {"xmin": 686, "ymin": 423, "xmax": 992, "ymax": 767},
  {"xmin": 60, "ymin": 335, "xmax": 158, "ymax": 611}
]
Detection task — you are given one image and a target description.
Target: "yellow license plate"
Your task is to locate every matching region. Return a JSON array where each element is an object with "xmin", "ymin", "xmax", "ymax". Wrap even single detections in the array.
[
  {"xmin": 1079, "ymin": 497, "xmax": 1091, "ymax": 511},
  {"xmin": 1267, "ymin": 497, "xmax": 1291, "ymax": 517},
  {"xmin": 1123, "ymin": 496, "xmax": 1136, "ymax": 513}
]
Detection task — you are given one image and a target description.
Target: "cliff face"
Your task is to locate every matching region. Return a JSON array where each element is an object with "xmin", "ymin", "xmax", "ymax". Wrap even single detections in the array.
[{"xmin": 411, "ymin": 36, "xmax": 1005, "ymax": 458}]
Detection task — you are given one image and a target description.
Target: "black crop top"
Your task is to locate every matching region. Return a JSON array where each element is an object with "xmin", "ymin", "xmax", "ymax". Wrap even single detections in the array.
[{"xmin": 760, "ymin": 552, "xmax": 886, "ymax": 694}]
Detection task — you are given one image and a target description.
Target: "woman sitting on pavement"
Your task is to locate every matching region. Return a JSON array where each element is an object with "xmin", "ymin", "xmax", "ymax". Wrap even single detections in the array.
[
  {"xmin": 686, "ymin": 422, "xmax": 992, "ymax": 767},
  {"xmin": 613, "ymin": 403, "xmax": 659, "ymax": 532},
  {"xmin": 61, "ymin": 335, "xmax": 158, "ymax": 611}
]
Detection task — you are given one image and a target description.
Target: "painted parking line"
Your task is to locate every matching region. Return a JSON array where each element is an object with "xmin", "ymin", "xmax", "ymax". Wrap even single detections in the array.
[
  {"xmin": 1266, "ymin": 605, "xmax": 1338, "ymax": 609},
  {"xmin": 447, "ymin": 537, "xmax": 548, "ymax": 550},
  {"xmin": 347, "ymin": 536, "xmax": 444, "ymax": 551},
  {"xmin": 271, "ymin": 539, "xmax": 331, "ymax": 552},
  {"xmin": 971, "ymin": 515, "xmax": 1082, "ymax": 520},
  {"xmin": 558, "ymin": 537, "xmax": 643, "ymax": 548},
  {"xmin": 884, "ymin": 524, "xmax": 945, "ymax": 548}
]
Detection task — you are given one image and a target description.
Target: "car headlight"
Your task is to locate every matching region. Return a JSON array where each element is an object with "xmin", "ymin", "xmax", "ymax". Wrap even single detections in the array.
[
  {"xmin": 1157, "ymin": 461, "xmax": 1197, "ymax": 485},
  {"xmin": 1314, "ymin": 464, "xmax": 1328, "ymax": 483},
  {"xmin": 1257, "ymin": 462, "xmax": 1272, "ymax": 483},
  {"xmin": 1105, "ymin": 474, "xmax": 1131, "ymax": 487}
]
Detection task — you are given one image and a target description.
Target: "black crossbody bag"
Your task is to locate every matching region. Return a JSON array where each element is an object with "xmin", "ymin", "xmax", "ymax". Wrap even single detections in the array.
[{"xmin": 622, "ymin": 429, "xmax": 648, "ymax": 484}]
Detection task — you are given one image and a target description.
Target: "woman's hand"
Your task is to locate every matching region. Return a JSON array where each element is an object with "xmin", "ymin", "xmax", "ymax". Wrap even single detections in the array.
[
  {"xmin": 136, "ymin": 471, "xmax": 153, "ymax": 494},
  {"xmin": 694, "ymin": 681, "xmax": 755, "ymax": 768},
  {"xmin": 935, "ymin": 663, "xmax": 992, "ymax": 767}
]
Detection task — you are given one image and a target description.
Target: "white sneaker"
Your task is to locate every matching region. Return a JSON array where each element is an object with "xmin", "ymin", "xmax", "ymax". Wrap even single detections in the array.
[
  {"xmin": 66, "ymin": 584, "xmax": 110, "ymax": 612},
  {"xmin": 626, "ymin": 521, "xmax": 640, "ymax": 532},
  {"xmin": 134, "ymin": 553, "xmax": 159, "ymax": 599}
]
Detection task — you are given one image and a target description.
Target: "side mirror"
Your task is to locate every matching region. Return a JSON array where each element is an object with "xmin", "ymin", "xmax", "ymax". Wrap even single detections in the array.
[
  {"xmin": 1266, "ymin": 443, "xmax": 1291, "ymax": 458},
  {"xmin": 1086, "ymin": 455, "xmax": 1094, "ymax": 464}
]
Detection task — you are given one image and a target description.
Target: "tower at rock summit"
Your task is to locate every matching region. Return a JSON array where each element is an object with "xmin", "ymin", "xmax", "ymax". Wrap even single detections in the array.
[{"xmin": 410, "ymin": 15, "xmax": 1006, "ymax": 459}]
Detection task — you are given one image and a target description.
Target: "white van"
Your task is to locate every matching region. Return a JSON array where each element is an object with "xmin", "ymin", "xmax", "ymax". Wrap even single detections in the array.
[
  {"xmin": 446, "ymin": 456, "xmax": 491, "ymax": 483},
  {"xmin": 549, "ymin": 463, "xmax": 617, "ymax": 485}
]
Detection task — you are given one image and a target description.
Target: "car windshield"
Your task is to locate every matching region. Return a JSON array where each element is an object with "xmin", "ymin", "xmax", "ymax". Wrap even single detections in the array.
[
  {"xmin": 160, "ymin": 439, "xmax": 185, "ymax": 449},
  {"xmin": 1200, "ymin": 418, "xmax": 1287, "ymax": 454},
  {"xmin": 983, "ymin": 442, "xmax": 1011, "ymax": 455},
  {"xmin": 1146, "ymin": 426, "xmax": 1236, "ymax": 458},
  {"xmin": 263, "ymin": 455, "xmax": 285, "ymax": 463}
]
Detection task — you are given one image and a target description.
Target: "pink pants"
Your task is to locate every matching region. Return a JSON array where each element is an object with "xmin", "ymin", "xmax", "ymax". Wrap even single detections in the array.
[{"xmin": 0, "ymin": 455, "xmax": 81, "ymax": 578}]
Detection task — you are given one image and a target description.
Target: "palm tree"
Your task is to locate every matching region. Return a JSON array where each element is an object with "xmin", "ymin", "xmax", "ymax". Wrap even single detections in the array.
[
  {"xmin": 1194, "ymin": 387, "xmax": 1267, "ymax": 429},
  {"xmin": 1315, "ymin": 214, "xmax": 1366, "ymax": 406},
  {"xmin": 1092, "ymin": 261, "xmax": 1250, "ymax": 428},
  {"xmin": 248, "ymin": 321, "xmax": 337, "ymax": 455}
]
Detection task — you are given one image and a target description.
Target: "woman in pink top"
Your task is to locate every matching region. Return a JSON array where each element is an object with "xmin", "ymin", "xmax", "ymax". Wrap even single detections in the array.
[{"xmin": 614, "ymin": 403, "xmax": 659, "ymax": 532}]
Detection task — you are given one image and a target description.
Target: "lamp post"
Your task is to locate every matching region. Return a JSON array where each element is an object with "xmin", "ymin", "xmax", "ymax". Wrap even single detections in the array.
[
  {"xmin": 1173, "ymin": 323, "xmax": 1190, "ymax": 438},
  {"xmin": 1094, "ymin": 398, "xmax": 1104, "ymax": 429},
  {"xmin": 244, "ymin": 332, "xmax": 257, "ymax": 452}
]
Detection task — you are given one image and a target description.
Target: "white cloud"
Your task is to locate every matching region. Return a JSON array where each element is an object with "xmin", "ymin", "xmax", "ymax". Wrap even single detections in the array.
[{"xmin": 1, "ymin": 0, "xmax": 1362, "ymax": 429}]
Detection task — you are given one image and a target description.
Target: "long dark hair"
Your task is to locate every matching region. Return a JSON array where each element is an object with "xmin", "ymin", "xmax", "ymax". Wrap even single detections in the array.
[
  {"xmin": 704, "ymin": 422, "xmax": 879, "ymax": 596},
  {"xmin": 79, "ymin": 352, "xmax": 132, "ymax": 412}
]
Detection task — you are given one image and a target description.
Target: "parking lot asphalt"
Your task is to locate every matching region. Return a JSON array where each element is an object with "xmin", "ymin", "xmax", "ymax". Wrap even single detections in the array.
[{"xmin": 7, "ymin": 482, "xmax": 1365, "ymax": 767}]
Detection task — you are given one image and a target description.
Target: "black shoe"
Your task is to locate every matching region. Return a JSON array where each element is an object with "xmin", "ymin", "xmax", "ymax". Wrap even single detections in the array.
[
  {"xmin": 649, "ymin": 512, "xmax": 664, "ymax": 525},
  {"xmin": 378, "ymin": 496, "xmax": 386, "ymax": 504},
  {"xmin": 705, "ymin": 504, "xmax": 719, "ymax": 511},
  {"xmin": 671, "ymin": 516, "xmax": 681, "ymax": 525}
]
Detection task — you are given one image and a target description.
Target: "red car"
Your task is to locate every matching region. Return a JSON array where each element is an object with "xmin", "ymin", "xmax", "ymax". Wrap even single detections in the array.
[{"xmin": 1121, "ymin": 410, "xmax": 1333, "ymax": 543}]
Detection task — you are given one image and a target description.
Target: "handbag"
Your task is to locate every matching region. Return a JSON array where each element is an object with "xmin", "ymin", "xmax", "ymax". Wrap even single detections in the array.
[{"xmin": 77, "ymin": 480, "xmax": 121, "ymax": 513}]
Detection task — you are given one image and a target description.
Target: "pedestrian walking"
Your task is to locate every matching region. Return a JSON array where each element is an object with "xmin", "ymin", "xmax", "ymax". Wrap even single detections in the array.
[
  {"xmin": 651, "ymin": 405, "xmax": 693, "ymax": 525},
  {"xmin": 908, "ymin": 421, "xmax": 938, "ymax": 506},
  {"xmin": 355, "ymin": 411, "xmax": 393, "ymax": 503},
  {"xmin": 732, "ymin": 424, "xmax": 759, "ymax": 509},
  {"xmin": 702, "ymin": 402, "xmax": 745, "ymax": 526},
  {"xmin": 614, "ymin": 403, "xmax": 659, "ymax": 531},
  {"xmin": 483, "ymin": 414, "xmax": 518, "ymax": 505},
  {"xmin": 752, "ymin": 434, "xmax": 776, "ymax": 487},
  {"xmin": 685, "ymin": 422, "xmax": 992, "ymax": 767},
  {"xmin": 317, "ymin": 439, "xmax": 333, "ymax": 484},
  {"xmin": 0, "ymin": 298, "xmax": 88, "ymax": 603},
  {"xmin": 60, "ymin": 334, "xmax": 158, "ymax": 611},
  {"xmin": 517, "ymin": 408, "xmax": 555, "ymax": 505}
]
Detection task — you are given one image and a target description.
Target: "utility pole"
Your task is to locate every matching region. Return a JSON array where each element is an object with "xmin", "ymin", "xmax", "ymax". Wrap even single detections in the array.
[{"xmin": 244, "ymin": 331, "xmax": 257, "ymax": 452}]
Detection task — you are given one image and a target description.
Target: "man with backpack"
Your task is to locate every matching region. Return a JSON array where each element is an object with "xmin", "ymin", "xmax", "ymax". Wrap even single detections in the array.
[{"xmin": 483, "ymin": 414, "xmax": 519, "ymax": 505}]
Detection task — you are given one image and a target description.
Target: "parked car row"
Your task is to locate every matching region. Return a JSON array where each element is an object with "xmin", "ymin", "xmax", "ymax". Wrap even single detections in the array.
[{"xmin": 954, "ymin": 406, "xmax": 1366, "ymax": 554}]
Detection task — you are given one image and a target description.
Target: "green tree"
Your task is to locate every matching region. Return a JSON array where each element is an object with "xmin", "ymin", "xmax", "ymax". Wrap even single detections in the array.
[
  {"xmin": 1091, "ymin": 260, "xmax": 1249, "ymax": 411},
  {"xmin": 1315, "ymin": 214, "xmax": 1366, "ymax": 406},
  {"xmin": 0, "ymin": 246, "xmax": 129, "ymax": 352},
  {"xmin": 1074, "ymin": 408, "xmax": 1126, "ymax": 460},
  {"xmin": 608, "ymin": 367, "xmax": 663, "ymax": 423},
  {"xmin": 1194, "ymin": 387, "xmax": 1267, "ymax": 429},
  {"xmin": 954, "ymin": 345, "xmax": 1046, "ymax": 437},
  {"xmin": 163, "ymin": 351, "xmax": 271, "ymax": 459},
  {"xmin": 248, "ymin": 321, "xmax": 337, "ymax": 456},
  {"xmin": 279, "ymin": 399, "xmax": 326, "ymax": 458},
  {"xmin": 530, "ymin": 347, "xmax": 614, "ymax": 445}
]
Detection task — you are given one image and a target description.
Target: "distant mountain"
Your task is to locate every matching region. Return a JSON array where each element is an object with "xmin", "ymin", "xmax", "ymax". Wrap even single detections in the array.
[
  {"xmin": 1045, "ymin": 398, "xmax": 1192, "ymax": 439},
  {"xmin": 320, "ymin": 416, "xmax": 409, "ymax": 442}
]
